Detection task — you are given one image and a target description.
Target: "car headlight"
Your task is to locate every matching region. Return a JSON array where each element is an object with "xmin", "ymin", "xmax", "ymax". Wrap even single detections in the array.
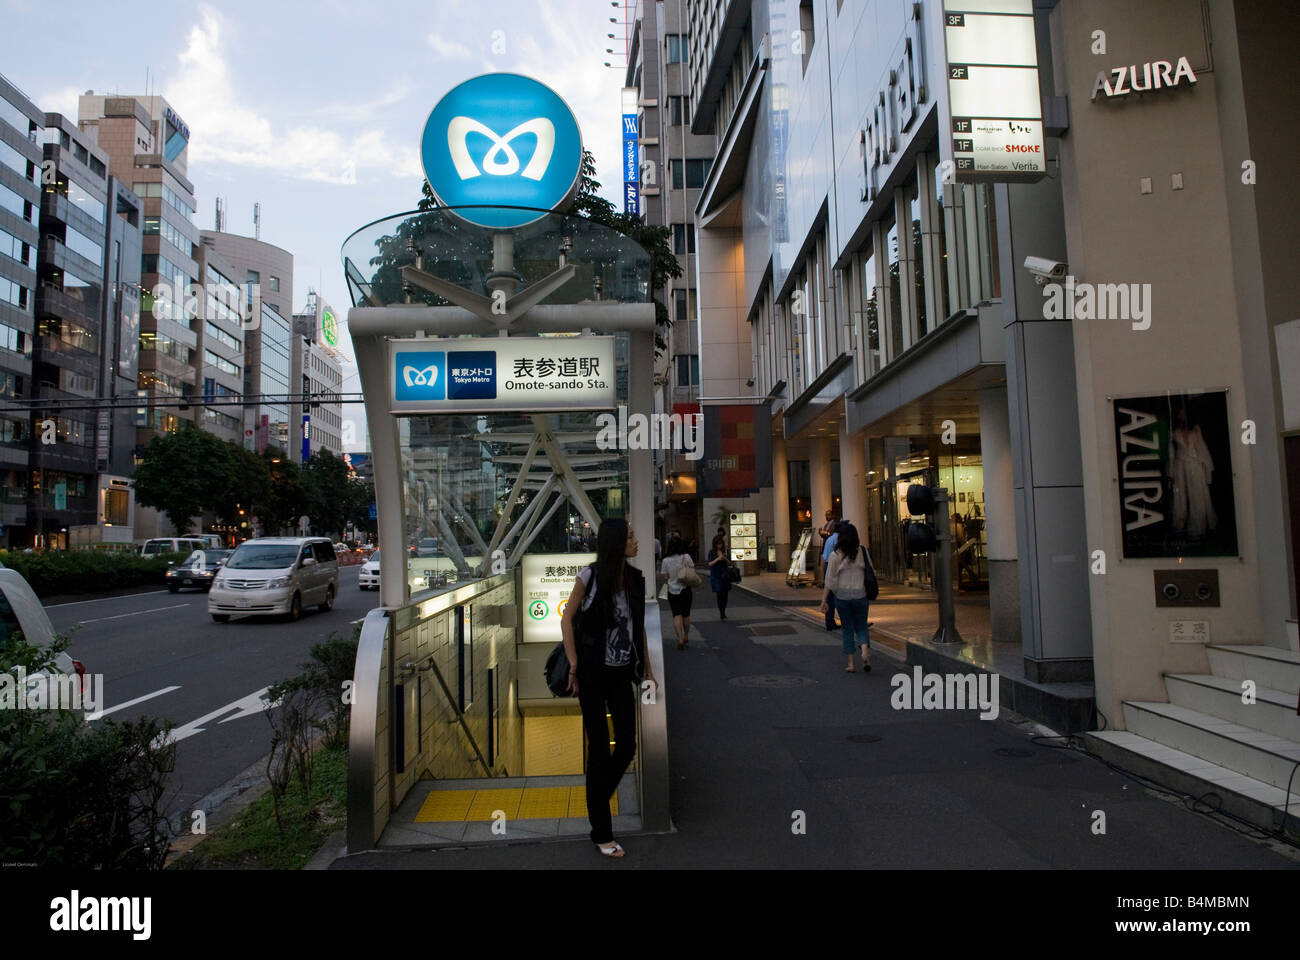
[{"xmin": 267, "ymin": 576, "xmax": 292, "ymax": 589}]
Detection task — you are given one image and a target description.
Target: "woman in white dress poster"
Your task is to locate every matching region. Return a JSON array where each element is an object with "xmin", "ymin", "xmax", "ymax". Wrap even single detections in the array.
[{"xmin": 1168, "ymin": 404, "xmax": 1217, "ymax": 539}]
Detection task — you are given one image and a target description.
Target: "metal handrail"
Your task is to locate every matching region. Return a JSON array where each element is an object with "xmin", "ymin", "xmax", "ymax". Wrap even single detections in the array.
[{"xmin": 399, "ymin": 648, "xmax": 491, "ymax": 776}]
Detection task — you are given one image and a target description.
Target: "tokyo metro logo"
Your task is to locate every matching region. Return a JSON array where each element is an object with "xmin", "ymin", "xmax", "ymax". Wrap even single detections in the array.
[
  {"xmin": 395, "ymin": 351, "xmax": 446, "ymax": 402},
  {"xmin": 420, "ymin": 73, "xmax": 583, "ymax": 229},
  {"xmin": 448, "ymin": 117, "xmax": 556, "ymax": 181}
]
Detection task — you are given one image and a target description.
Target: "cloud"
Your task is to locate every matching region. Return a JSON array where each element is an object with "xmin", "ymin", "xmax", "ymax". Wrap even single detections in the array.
[
  {"xmin": 426, "ymin": 32, "xmax": 472, "ymax": 60},
  {"xmin": 38, "ymin": 85, "xmax": 82, "ymax": 120},
  {"xmin": 163, "ymin": 6, "xmax": 416, "ymax": 185}
]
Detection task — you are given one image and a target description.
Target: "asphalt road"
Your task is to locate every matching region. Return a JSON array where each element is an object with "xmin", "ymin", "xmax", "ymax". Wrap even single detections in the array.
[{"xmin": 48, "ymin": 563, "xmax": 378, "ymax": 824}]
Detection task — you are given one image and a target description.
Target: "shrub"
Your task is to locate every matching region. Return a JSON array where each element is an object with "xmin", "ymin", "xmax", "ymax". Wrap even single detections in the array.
[
  {"xmin": 0, "ymin": 550, "xmax": 184, "ymax": 597},
  {"xmin": 0, "ymin": 632, "xmax": 176, "ymax": 868}
]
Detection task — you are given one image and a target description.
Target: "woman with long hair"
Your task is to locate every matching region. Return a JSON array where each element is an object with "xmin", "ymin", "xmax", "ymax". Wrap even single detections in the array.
[
  {"xmin": 560, "ymin": 518, "xmax": 657, "ymax": 858},
  {"xmin": 707, "ymin": 533, "xmax": 731, "ymax": 620},
  {"xmin": 660, "ymin": 535, "xmax": 694, "ymax": 650},
  {"xmin": 820, "ymin": 522, "xmax": 872, "ymax": 673}
]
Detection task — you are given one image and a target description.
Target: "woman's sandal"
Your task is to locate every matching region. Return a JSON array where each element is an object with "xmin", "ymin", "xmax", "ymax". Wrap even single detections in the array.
[
  {"xmin": 597, "ymin": 841, "xmax": 625, "ymax": 858},
  {"xmin": 845, "ymin": 666, "xmax": 855, "ymax": 673}
]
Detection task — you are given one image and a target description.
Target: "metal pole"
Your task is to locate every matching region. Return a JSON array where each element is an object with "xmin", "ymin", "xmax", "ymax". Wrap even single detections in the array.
[{"xmin": 931, "ymin": 486, "xmax": 963, "ymax": 645}]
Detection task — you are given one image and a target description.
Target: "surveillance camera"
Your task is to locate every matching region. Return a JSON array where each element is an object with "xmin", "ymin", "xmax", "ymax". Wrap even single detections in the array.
[{"xmin": 1023, "ymin": 256, "xmax": 1067, "ymax": 285}]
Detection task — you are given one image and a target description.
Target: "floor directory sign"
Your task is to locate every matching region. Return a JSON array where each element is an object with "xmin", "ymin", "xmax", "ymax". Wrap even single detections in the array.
[
  {"xmin": 942, "ymin": 0, "xmax": 1046, "ymax": 181},
  {"xmin": 520, "ymin": 552, "xmax": 597, "ymax": 644}
]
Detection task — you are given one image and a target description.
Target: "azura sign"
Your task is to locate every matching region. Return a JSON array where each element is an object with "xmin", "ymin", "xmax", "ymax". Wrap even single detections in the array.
[{"xmin": 420, "ymin": 73, "xmax": 583, "ymax": 229}]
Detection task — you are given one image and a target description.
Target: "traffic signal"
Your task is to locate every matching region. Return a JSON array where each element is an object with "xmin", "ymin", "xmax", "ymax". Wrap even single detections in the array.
[{"xmin": 905, "ymin": 483, "xmax": 938, "ymax": 554}]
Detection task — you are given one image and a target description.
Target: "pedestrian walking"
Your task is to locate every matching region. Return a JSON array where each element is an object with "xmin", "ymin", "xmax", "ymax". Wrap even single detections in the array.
[
  {"xmin": 707, "ymin": 533, "xmax": 731, "ymax": 620},
  {"xmin": 816, "ymin": 508, "xmax": 837, "ymax": 587},
  {"xmin": 821, "ymin": 520, "xmax": 844, "ymax": 631},
  {"xmin": 661, "ymin": 535, "xmax": 695, "ymax": 650},
  {"xmin": 560, "ymin": 518, "xmax": 658, "ymax": 858},
  {"xmin": 820, "ymin": 522, "xmax": 873, "ymax": 673}
]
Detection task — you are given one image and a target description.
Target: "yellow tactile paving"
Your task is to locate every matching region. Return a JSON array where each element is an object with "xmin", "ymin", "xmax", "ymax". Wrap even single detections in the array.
[
  {"xmin": 516, "ymin": 787, "xmax": 571, "ymax": 819},
  {"xmin": 414, "ymin": 790, "xmax": 474, "ymax": 823},
  {"xmin": 412, "ymin": 785, "xmax": 619, "ymax": 822},
  {"xmin": 567, "ymin": 785, "xmax": 617, "ymax": 818},
  {"xmin": 466, "ymin": 788, "xmax": 522, "ymax": 821}
]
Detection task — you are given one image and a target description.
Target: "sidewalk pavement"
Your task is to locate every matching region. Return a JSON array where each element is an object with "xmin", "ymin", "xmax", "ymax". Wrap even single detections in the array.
[{"xmin": 328, "ymin": 590, "xmax": 1297, "ymax": 869}]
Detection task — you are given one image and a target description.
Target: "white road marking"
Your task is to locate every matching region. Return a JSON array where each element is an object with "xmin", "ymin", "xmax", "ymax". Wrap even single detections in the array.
[
  {"xmin": 163, "ymin": 687, "xmax": 275, "ymax": 744},
  {"xmin": 86, "ymin": 684, "xmax": 181, "ymax": 721},
  {"xmin": 77, "ymin": 603, "xmax": 191, "ymax": 625},
  {"xmin": 47, "ymin": 590, "xmax": 170, "ymax": 608}
]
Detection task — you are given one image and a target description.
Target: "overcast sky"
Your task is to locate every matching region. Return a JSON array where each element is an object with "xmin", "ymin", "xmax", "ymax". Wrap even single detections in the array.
[{"xmin": 0, "ymin": 0, "xmax": 630, "ymax": 449}]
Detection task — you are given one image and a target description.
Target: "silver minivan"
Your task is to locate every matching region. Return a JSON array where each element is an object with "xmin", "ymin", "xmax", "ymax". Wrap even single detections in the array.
[{"xmin": 208, "ymin": 537, "xmax": 339, "ymax": 623}]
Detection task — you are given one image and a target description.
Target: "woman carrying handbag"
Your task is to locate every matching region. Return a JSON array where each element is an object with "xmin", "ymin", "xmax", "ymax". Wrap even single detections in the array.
[
  {"xmin": 820, "ymin": 523, "xmax": 876, "ymax": 673},
  {"xmin": 661, "ymin": 536, "xmax": 697, "ymax": 650}
]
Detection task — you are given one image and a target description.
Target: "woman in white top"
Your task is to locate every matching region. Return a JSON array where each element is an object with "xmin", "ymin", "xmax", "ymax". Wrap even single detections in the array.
[
  {"xmin": 660, "ymin": 535, "xmax": 695, "ymax": 650},
  {"xmin": 819, "ymin": 522, "xmax": 872, "ymax": 673}
]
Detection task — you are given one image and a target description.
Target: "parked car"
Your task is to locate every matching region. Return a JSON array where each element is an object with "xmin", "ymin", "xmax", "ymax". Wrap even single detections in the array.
[
  {"xmin": 140, "ymin": 537, "xmax": 207, "ymax": 557},
  {"xmin": 415, "ymin": 537, "xmax": 439, "ymax": 557},
  {"xmin": 0, "ymin": 568, "xmax": 87, "ymax": 714},
  {"xmin": 358, "ymin": 556, "xmax": 380, "ymax": 590},
  {"xmin": 208, "ymin": 537, "xmax": 339, "ymax": 623},
  {"xmin": 165, "ymin": 549, "xmax": 233, "ymax": 593}
]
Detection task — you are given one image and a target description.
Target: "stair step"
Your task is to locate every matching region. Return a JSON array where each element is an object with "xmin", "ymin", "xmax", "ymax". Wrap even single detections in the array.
[
  {"xmin": 1206, "ymin": 644, "xmax": 1300, "ymax": 695},
  {"xmin": 1165, "ymin": 673, "xmax": 1300, "ymax": 742},
  {"xmin": 1085, "ymin": 730, "xmax": 1300, "ymax": 833},
  {"xmin": 1123, "ymin": 700, "xmax": 1300, "ymax": 790}
]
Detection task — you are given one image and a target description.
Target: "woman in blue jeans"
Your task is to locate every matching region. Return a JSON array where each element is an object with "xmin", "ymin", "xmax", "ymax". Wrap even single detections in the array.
[{"xmin": 819, "ymin": 522, "xmax": 872, "ymax": 673}]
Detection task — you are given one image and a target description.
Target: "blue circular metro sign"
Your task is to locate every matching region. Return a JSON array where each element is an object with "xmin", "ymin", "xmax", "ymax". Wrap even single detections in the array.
[{"xmin": 420, "ymin": 73, "xmax": 583, "ymax": 229}]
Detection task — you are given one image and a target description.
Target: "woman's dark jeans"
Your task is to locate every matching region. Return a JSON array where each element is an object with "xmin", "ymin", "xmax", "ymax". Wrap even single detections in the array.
[{"xmin": 577, "ymin": 663, "xmax": 637, "ymax": 844}]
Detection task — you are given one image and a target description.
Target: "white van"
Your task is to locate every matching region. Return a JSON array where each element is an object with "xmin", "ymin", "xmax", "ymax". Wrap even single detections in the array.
[
  {"xmin": 208, "ymin": 537, "xmax": 339, "ymax": 623},
  {"xmin": 139, "ymin": 537, "xmax": 207, "ymax": 557}
]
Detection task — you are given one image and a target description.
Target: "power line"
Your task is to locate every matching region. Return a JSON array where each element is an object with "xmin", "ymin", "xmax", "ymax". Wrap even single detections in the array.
[{"xmin": 0, "ymin": 393, "xmax": 369, "ymax": 414}]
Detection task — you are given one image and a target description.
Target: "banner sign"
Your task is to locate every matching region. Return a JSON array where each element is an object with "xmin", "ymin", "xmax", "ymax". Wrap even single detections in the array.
[
  {"xmin": 1112, "ymin": 391, "xmax": 1238, "ymax": 558},
  {"xmin": 942, "ymin": 0, "xmax": 1047, "ymax": 181},
  {"xmin": 622, "ymin": 88, "xmax": 639, "ymax": 216},
  {"xmin": 521, "ymin": 552, "xmax": 597, "ymax": 644},
  {"xmin": 390, "ymin": 335, "xmax": 615, "ymax": 413}
]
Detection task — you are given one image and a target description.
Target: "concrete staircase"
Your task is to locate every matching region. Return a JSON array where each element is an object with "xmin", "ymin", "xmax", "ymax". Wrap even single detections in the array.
[{"xmin": 1085, "ymin": 622, "xmax": 1300, "ymax": 834}]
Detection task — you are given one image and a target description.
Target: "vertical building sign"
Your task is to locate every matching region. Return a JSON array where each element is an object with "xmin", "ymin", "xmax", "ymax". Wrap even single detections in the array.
[
  {"xmin": 301, "ymin": 414, "xmax": 311, "ymax": 463},
  {"xmin": 942, "ymin": 0, "xmax": 1046, "ymax": 182},
  {"xmin": 622, "ymin": 87, "xmax": 639, "ymax": 216}
]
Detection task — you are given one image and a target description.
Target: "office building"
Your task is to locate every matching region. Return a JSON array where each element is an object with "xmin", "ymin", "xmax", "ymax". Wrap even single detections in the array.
[
  {"xmin": 31, "ymin": 112, "xmax": 142, "ymax": 547},
  {"xmin": 624, "ymin": 0, "xmax": 717, "ymax": 547},
  {"xmin": 682, "ymin": 0, "xmax": 1299, "ymax": 809},
  {"xmin": 0, "ymin": 76, "xmax": 41, "ymax": 548},
  {"xmin": 79, "ymin": 93, "xmax": 202, "ymax": 458},
  {"xmin": 292, "ymin": 293, "xmax": 344, "ymax": 460}
]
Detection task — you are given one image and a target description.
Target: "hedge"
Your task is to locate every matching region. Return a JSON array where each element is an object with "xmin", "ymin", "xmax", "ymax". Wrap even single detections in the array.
[{"xmin": 0, "ymin": 550, "xmax": 188, "ymax": 597}]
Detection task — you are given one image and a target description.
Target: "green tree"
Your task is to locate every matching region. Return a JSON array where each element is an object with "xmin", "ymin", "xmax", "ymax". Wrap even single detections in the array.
[
  {"xmin": 131, "ymin": 424, "xmax": 232, "ymax": 535},
  {"xmin": 216, "ymin": 445, "xmax": 272, "ymax": 537},
  {"xmin": 257, "ymin": 447, "xmax": 308, "ymax": 536},
  {"xmin": 301, "ymin": 450, "xmax": 352, "ymax": 539},
  {"xmin": 566, "ymin": 148, "xmax": 681, "ymax": 355}
]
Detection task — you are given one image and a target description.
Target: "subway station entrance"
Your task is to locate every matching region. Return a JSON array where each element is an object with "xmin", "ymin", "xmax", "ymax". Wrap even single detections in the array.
[{"xmin": 341, "ymin": 205, "xmax": 671, "ymax": 850}]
